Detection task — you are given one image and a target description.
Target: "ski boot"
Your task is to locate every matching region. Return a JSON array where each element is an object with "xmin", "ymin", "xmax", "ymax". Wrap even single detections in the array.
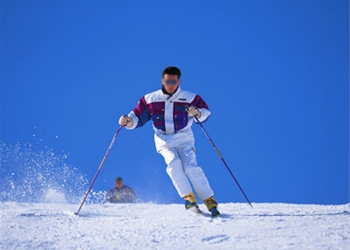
[
  {"xmin": 184, "ymin": 192, "xmax": 201, "ymax": 213},
  {"xmin": 204, "ymin": 196, "xmax": 220, "ymax": 217}
]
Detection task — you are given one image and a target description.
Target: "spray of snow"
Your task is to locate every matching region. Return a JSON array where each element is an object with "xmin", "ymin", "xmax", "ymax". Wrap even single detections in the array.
[
  {"xmin": 0, "ymin": 141, "xmax": 91, "ymax": 203},
  {"xmin": 43, "ymin": 189, "xmax": 68, "ymax": 204}
]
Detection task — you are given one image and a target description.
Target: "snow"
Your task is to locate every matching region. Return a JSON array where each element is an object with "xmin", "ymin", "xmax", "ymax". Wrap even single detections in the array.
[
  {"xmin": 1, "ymin": 141, "xmax": 349, "ymax": 249},
  {"xmin": 1, "ymin": 199, "xmax": 349, "ymax": 250}
]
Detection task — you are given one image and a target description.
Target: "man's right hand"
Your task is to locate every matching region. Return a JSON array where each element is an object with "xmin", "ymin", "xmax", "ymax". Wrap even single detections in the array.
[{"xmin": 119, "ymin": 115, "xmax": 133, "ymax": 128}]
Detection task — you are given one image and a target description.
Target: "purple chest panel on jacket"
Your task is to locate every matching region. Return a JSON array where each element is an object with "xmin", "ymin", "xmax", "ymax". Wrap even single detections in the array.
[
  {"xmin": 148, "ymin": 102, "xmax": 166, "ymax": 131},
  {"xmin": 173, "ymin": 102, "xmax": 190, "ymax": 131}
]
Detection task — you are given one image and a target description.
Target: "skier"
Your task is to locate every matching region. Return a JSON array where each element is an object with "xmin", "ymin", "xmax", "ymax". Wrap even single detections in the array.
[
  {"xmin": 105, "ymin": 177, "xmax": 137, "ymax": 203},
  {"xmin": 119, "ymin": 66, "xmax": 219, "ymax": 216}
]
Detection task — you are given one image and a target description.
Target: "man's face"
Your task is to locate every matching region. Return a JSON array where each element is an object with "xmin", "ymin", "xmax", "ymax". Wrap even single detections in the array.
[
  {"xmin": 116, "ymin": 181, "xmax": 123, "ymax": 189},
  {"xmin": 162, "ymin": 74, "xmax": 180, "ymax": 94}
]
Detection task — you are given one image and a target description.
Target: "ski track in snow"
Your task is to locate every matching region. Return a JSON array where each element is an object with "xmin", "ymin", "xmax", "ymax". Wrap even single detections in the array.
[{"xmin": 0, "ymin": 202, "xmax": 349, "ymax": 250}]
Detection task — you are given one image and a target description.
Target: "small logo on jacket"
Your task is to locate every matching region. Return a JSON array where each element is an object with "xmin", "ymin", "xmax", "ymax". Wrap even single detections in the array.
[{"xmin": 179, "ymin": 98, "xmax": 187, "ymax": 101}]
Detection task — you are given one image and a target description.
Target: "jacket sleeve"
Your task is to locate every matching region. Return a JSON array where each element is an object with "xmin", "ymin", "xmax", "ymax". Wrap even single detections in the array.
[
  {"xmin": 127, "ymin": 187, "xmax": 137, "ymax": 203},
  {"xmin": 105, "ymin": 189, "xmax": 114, "ymax": 203},
  {"xmin": 126, "ymin": 96, "xmax": 151, "ymax": 130},
  {"xmin": 190, "ymin": 95, "xmax": 211, "ymax": 123}
]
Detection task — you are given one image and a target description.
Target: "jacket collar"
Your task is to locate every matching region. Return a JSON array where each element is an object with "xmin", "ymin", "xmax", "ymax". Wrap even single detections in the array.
[{"xmin": 161, "ymin": 85, "xmax": 181, "ymax": 99}]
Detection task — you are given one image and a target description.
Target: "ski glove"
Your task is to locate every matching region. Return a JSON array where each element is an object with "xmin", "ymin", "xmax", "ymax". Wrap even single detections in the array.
[
  {"xmin": 119, "ymin": 115, "xmax": 133, "ymax": 128},
  {"xmin": 187, "ymin": 106, "xmax": 201, "ymax": 118}
]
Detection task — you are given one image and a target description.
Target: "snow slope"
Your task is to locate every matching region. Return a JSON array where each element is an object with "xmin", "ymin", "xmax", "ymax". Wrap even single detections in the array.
[
  {"xmin": 1, "ymin": 201, "xmax": 349, "ymax": 250},
  {"xmin": 1, "ymin": 142, "xmax": 349, "ymax": 249}
]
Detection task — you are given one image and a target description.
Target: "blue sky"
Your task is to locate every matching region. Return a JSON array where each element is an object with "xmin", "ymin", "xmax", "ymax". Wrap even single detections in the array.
[{"xmin": 1, "ymin": 0, "xmax": 349, "ymax": 205}]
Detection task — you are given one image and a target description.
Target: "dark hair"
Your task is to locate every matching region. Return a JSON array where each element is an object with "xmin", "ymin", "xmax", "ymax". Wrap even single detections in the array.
[
  {"xmin": 162, "ymin": 66, "xmax": 181, "ymax": 79},
  {"xmin": 115, "ymin": 177, "xmax": 123, "ymax": 183}
]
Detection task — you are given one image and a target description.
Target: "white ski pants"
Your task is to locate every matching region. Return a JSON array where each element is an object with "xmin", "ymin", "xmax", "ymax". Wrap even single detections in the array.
[{"xmin": 159, "ymin": 144, "xmax": 214, "ymax": 200}]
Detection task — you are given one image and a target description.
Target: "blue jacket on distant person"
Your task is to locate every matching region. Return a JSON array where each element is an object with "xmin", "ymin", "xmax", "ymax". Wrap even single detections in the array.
[{"xmin": 105, "ymin": 177, "xmax": 136, "ymax": 203}]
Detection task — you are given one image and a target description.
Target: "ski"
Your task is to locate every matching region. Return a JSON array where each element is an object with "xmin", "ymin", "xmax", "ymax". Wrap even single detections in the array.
[
  {"xmin": 188, "ymin": 205, "xmax": 204, "ymax": 214},
  {"xmin": 187, "ymin": 206, "xmax": 220, "ymax": 217}
]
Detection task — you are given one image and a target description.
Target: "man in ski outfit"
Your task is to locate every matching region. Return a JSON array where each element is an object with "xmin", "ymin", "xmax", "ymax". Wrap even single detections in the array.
[
  {"xmin": 105, "ymin": 177, "xmax": 137, "ymax": 203},
  {"xmin": 119, "ymin": 66, "xmax": 219, "ymax": 216}
]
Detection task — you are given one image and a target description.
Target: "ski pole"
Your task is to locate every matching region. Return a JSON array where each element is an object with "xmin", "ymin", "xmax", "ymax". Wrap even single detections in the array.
[
  {"xmin": 75, "ymin": 126, "xmax": 123, "ymax": 215},
  {"xmin": 193, "ymin": 115, "xmax": 253, "ymax": 208}
]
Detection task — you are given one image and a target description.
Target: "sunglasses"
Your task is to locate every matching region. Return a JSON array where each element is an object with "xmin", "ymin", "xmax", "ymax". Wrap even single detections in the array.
[{"xmin": 164, "ymin": 80, "xmax": 178, "ymax": 85}]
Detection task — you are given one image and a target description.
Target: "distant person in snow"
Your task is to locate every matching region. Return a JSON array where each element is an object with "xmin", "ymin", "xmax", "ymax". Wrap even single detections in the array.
[
  {"xmin": 105, "ymin": 177, "xmax": 137, "ymax": 203},
  {"xmin": 118, "ymin": 66, "xmax": 219, "ymax": 217}
]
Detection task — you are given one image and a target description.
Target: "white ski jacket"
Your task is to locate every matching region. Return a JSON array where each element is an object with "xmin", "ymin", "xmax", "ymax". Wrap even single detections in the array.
[{"xmin": 126, "ymin": 86, "xmax": 211, "ymax": 151}]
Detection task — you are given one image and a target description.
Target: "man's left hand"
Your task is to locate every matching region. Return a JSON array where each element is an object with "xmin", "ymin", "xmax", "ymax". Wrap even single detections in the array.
[{"xmin": 187, "ymin": 106, "xmax": 201, "ymax": 118}]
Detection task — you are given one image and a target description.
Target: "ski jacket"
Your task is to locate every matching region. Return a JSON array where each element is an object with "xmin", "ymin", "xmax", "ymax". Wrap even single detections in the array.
[
  {"xmin": 105, "ymin": 186, "xmax": 137, "ymax": 203},
  {"xmin": 126, "ymin": 86, "xmax": 211, "ymax": 151}
]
